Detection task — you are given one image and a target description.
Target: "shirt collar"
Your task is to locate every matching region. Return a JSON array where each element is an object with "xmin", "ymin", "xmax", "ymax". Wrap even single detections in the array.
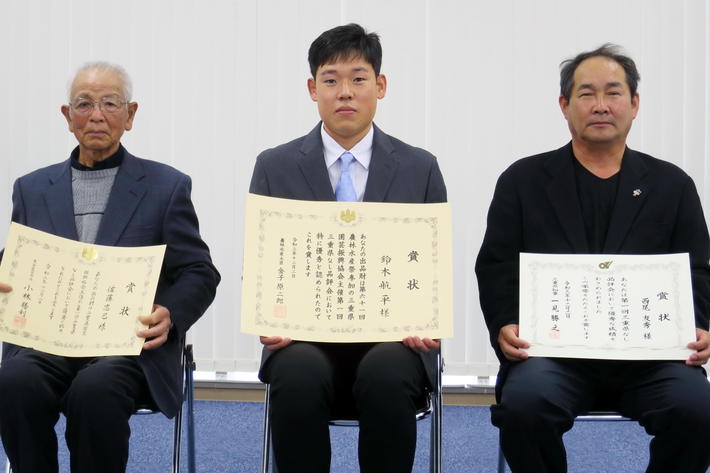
[
  {"xmin": 321, "ymin": 123, "xmax": 373, "ymax": 170},
  {"xmin": 70, "ymin": 144, "xmax": 125, "ymax": 171}
]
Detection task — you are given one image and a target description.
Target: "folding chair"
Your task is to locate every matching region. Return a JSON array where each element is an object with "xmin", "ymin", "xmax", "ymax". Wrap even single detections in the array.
[
  {"xmin": 496, "ymin": 410, "xmax": 631, "ymax": 472},
  {"xmin": 4, "ymin": 341, "xmax": 196, "ymax": 473},
  {"xmin": 133, "ymin": 341, "xmax": 197, "ymax": 473},
  {"xmin": 261, "ymin": 350, "xmax": 443, "ymax": 473}
]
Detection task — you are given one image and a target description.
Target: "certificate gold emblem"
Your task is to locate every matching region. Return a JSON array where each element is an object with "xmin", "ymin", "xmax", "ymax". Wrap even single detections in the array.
[
  {"xmin": 340, "ymin": 209, "xmax": 356, "ymax": 223},
  {"xmin": 81, "ymin": 247, "xmax": 99, "ymax": 261}
]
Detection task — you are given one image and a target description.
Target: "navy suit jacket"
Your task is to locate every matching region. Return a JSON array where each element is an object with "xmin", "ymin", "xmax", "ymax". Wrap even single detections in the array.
[
  {"xmin": 2, "ymin": 148, "xmax": 220, "ymax": 417},
  {"xmin": 476, "ymin": 142, "xmax": 710, "ymax": 395},
  {"xmin": 249, "ymin": 123, "xmax": 447, "ymax": 387}
]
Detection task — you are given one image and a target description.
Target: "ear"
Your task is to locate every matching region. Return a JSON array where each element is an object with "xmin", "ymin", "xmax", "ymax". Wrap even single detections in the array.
[
  {"xmin": 558, "ymin": 95, "xmax": 570, "ymax": 120},
  {"xmin": 61, "ymin": 104, "xmax": 74, "ymax": 132},
  {"xmin": 376, "ymin": 74, "xmax": 387, "ymax": 99},
  {"xmin": 124, "ymin": 102, "xmax": 138, "ymax": 131},
  {"xmin": 307, "ymin": 77, "xmax": 318, "ymax": 102},
  {"xmin": 631, "ymin": 93, "xmax": 639, "ymax": 119}
]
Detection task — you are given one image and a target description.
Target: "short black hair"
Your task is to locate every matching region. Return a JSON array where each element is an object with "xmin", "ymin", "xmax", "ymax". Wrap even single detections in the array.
[
  {"xmin": 559, "ymin": 43, "xmax": 640, "ymax": 101},
  {"xmin": 308, "ymin": 23, "xmax": 382, "ymax": 77}
]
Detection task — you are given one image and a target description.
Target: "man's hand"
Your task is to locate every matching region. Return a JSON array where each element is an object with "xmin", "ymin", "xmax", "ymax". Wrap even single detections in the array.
[
  {"xmin": 687, "ymin": 328, "xmax": 710, "ymax": 366},
  {"xmin": 498, "ymin": 324, "xmax": 530, "ymax": 362},
  {"xmin": 138, "ymin": 304, "xmax": 172, "ymax": 350},
  {"xmin": 260, "ymin": 336, "xmax": 292, "ymax": 351},
  {"xmin": 402, "ymin": 337, "xmax": 440, "ymax": 353},
  {"xmin": 0, "ymin": 283, "xmax": 12, "ymax": 293}
]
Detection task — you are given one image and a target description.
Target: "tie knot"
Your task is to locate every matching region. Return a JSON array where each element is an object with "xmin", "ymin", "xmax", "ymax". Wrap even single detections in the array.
[{"xmin": 340, "ymin": 152, "xmax": 355, "ymax": 167}]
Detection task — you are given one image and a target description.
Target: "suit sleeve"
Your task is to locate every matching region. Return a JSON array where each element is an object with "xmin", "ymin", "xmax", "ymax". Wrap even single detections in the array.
[
  {"xmin": 475, "ymin": 168, "xmax": 522, "ymax": 362},
  {"xmin": 10, "ymin": 178, "xmax": 27, "ymax": 226},
  {"xmin": 670, "ymin": 176, "xmax": 710, "ymax": 330},
  {"xmin": 154, "ymin": 175, "xmax": 220, "ymax": 336},
  {"xmin": 249, "ymin": 153, "xmax": 271, "ymax": 197},
  {"xmin": 425, "ymin": 157, "xmax": 447, "ymax": 204}
]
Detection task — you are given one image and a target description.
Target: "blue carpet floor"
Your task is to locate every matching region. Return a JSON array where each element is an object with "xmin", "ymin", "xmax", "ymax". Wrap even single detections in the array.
[{"xmin": 1, "ymin": 401, "xmax": 657, "ymax": 472}]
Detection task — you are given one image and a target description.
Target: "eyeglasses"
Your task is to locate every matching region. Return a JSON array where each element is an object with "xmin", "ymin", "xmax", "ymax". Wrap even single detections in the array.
[{"xmin": 69, "ymin": 96, "xmax": 128, "ymax": 115}]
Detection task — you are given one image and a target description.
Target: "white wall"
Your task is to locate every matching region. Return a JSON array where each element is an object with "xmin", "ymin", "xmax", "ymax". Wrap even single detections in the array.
[{"xmin": 0, "ymin": 0, "xmax": 708, "ymax": 376}]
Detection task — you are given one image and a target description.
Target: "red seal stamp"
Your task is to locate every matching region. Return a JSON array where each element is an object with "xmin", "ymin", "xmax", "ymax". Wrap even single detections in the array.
[{"xmin": 273, "ymin": 305, "xmax": 287, "ymax": 319}]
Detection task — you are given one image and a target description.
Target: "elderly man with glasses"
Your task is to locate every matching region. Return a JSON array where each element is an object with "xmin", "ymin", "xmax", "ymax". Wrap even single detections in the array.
[{"xmin": 0, "ymin": 62, "xmax": 220, "ymax": 473}]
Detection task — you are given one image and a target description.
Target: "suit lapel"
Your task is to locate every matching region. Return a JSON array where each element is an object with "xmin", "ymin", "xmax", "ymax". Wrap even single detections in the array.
[
  {"xmin": 94, "ymin": 152, "xmax": 147, "ymax": 246},
  {"xmin": 363, "ymin": 124, "xmax": 398, "ymax": 202},
  {"xmin": 545, "ymin": 143, "xmax": 589, "ymax": 252},
  {"xmin": 43, "ymin": 159, "xmax": 79, "ymax": 240},
  {"xmin": 603, "ymin": 148, "xmax": 649, "ymax": 252},
  {"xmin": 297, "ymin": 124, "xmax": 336, "ymax": 201}
]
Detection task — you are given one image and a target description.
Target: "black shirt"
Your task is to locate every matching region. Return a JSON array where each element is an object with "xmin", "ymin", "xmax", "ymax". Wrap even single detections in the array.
[
  {"xmin": 573, "ymin": 154, "xmax": 620, "ymax": 253},
  {"xmin": 70, "ymin": 144, "xmax": 125, "ymax": 171}
]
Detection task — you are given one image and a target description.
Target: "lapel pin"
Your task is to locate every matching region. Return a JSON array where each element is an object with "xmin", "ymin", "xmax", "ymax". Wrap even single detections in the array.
[{"xmin": 632, "ymin": 189, "xmax": 642, "ymax": 197}]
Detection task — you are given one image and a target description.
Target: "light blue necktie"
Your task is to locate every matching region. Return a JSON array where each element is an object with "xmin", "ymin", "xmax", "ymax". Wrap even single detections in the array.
[{"xmin": 335, "ymin": 152, "xmax": 357, "ymax": 202}]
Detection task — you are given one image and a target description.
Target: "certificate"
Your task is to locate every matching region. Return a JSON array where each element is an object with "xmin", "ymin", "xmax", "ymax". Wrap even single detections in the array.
[
  {"xmin": 519, "ymin": 253, "xmax": 696, "ymax": 360},
  {"xmin": 0, "ymin": 223, "xmax": 166, "ymax": 357},
  {"xmin": 240, "ymin": 194, "xmax": 453, "ymax": 342}
]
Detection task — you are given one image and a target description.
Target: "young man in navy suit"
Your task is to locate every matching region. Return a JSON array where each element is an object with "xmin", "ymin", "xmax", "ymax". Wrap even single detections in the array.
[
  {"xmin": 476, "ymin": 44, "xmax": 710, "ymax": 473},
  {"xmin": 0, "ymin": 62, "xmax": 220, "ymax": 473},
  {"xmin": 249, "ymin": 23, "xmax": 446, "ymax": 473}
]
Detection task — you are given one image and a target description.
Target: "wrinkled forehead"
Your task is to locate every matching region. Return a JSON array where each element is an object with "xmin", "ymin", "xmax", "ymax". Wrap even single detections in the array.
[
  {"xmin": 69, "ymin": 69, "xmax": 125, "ymax": 100},
  {"xmin": 573, "ymin": 56, "xmax": 628, "ymax": 88}
]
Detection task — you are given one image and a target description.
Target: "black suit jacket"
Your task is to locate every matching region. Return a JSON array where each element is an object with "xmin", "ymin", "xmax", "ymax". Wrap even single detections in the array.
[
  {"xmin": 2, "ymin": 148, "xmax": 220, "ymax": 417},
  {"xmin": 249, "ymin": 122, "xmax": 447, "ymax": 387},
  {"xmin": 476, "ymin": 142, "xmax": 710, "ymax": 390}
]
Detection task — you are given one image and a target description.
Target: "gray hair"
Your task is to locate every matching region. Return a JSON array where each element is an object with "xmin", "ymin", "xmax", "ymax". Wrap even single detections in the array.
[{"xmin": 68, "ymin": 61, "xmax": 133, "ymax": 101}]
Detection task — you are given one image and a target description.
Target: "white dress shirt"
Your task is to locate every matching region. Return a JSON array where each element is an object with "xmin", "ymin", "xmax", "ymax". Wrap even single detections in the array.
[{"xmin": 321, "ymin": 123, "xmax": 373, "ymax": 202}]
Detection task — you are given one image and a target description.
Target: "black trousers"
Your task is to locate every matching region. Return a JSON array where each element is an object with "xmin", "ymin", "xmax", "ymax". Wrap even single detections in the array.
[
  {"xmin": 493, "ymin": 357, "xmax": 710, "ymax": 473},
  {"xmin": 0, "ymin": 348, "xmax": 148, "ymax": 473},
  {"xmin": 262, "ymin": 341, "xmax": 427, "ymax": 473}
]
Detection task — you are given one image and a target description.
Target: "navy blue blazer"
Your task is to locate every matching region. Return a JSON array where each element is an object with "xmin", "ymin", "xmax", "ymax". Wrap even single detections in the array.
[
  {"xmin": 2, "ymin": 148, "xmax": 220, "ymax": 417},
  {"xmin": 476, "ymin": 142, "xmax": 710, "ymax": 391},
  {"xmin": 249, "ymin": 123, "xmax": 447, "ymax": 388}
]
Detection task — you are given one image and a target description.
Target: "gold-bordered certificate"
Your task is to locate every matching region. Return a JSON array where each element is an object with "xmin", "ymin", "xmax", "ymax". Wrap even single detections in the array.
[
  {"xmin": 0, "ymin": 222, "xmax": 166, "ymax": 356},
  {"xmin": 241, "ymin": 194, "xmax": 453, "ymax": 342},
  {"xmin": 519, "ymin": 252, "xmax": 696, "ymax": 360}
]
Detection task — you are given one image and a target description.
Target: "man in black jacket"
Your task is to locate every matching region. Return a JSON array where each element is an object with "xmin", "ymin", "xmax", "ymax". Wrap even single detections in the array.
[{"xmin": 476, "ymin": 44, "xmax": 710, "ymax": 473}]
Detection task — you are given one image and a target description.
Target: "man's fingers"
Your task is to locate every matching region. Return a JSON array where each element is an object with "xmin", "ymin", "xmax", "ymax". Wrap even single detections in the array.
[
  {"xmin": 499, "ymin": 324, "xmax": 530, "ymax": 352},
  {"xmin": 686, "ymin": 329, "xmax": 710, "ymax": 365},
  {"xmin": 138, "ymin": 321, "xmax": 168, "ymax": 339},
  {"xmin": 686, "ymin": 347, "xmax": 710, "ymax": 366},
  {"xmin": 401, "ymin": 337, "xmax": 441, "ymax": 353},
  {"xmin": 260, "ymin": 336, "xmax": 292, "ymax": 351},
  {"xmin": 142, "ymin": 332, "xmax": 168, "ymax": 350},
  {"xmin": 260, "ymin": 336, "xmax": 281, "ymax": 346},
  {"xmin": 500, "ymin": 337, "xmax": 529, "ymax": 362}
]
